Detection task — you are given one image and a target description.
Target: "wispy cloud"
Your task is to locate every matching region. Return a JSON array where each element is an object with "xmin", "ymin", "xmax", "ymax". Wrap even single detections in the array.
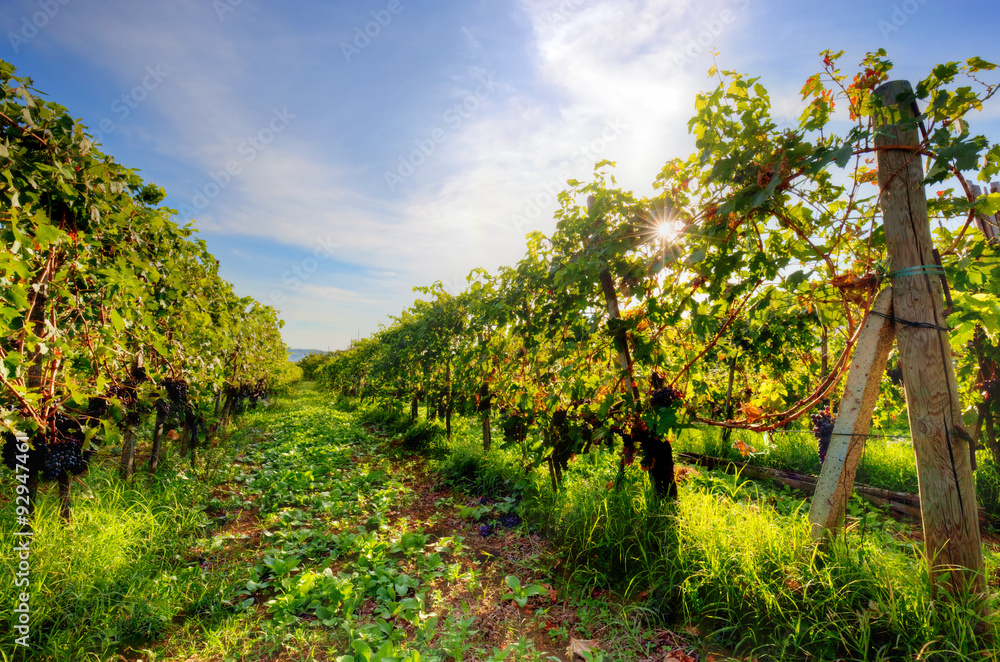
[{"xmin": 30, "ymin": 0, "xmax": 994, "ymax": 350}]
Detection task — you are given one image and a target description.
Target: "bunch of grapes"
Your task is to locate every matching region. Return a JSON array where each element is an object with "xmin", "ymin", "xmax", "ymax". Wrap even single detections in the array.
[
  {"xmin": 479, "ymin": 523, "xmax": 494, "ymax": 538},
  {"xmin": 87, "ymin": 395, "xmax": 109, "ymax": 419},
  {"xmin": 981, "ymin": 378, "xmax": 999, "ymax": 404},
  {"xmin": 651, "ymin": 386, "xmax": 684, "ymax": 409},
  {"xmin": 2, "ymin": 433, "xmax": 45, "ymax": 472},
  {"xmin": 811, "ymin": 407, "xmax": 835, "ymax": 463},
  {"xmin": 164, "ymin": 378, "xmax": 189, "ymax": 406},
  {"xmin": 501, "ymin": 412, "xmax": 530, "ymax": 443},
  {"xmin": 43, "ymin": 441, "xmax": 87, "ymax": 480},
  {"xmin": 498, "ymin": 513, "xmax": 522, "ymax": 528}
]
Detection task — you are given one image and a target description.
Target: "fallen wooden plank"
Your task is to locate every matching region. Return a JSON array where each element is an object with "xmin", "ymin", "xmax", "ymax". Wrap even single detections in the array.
[{"xmin": 677, "ymin": 451, "xmax": 922, "ymax": 519}]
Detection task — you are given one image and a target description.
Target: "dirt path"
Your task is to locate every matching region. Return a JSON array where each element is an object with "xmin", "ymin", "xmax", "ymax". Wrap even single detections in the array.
[{"xmin": 136, "ymin": 386, "xmax": 713, "ymax": 662}]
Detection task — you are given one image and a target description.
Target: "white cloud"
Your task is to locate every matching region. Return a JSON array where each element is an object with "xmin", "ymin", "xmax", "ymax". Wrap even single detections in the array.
[
  {"xmin": 207, "ymin": 0, "xmax": 758, "ymax": 347},
  {"xmin": 31, "ymin": 0, "xmax": 759, "ymax": 349}
]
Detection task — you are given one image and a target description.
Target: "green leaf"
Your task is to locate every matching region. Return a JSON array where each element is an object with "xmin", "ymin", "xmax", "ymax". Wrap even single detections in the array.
[
  {"xmin": 974, "ymin": 192, "xmax": 1000, "ymax": 216},
  {"xmin": 351, "ymin": 641, "xmax": 372, "ymax": 662},
  {"xmin": 33, "ymin": 221, "xmax": 62, "ymax": 247},
  {"xmin": 966, "ymin": 56, "xmax": 997, "ymax": 72},
  {"xmin": 108, "ymin": 308, "xmax": 126, "ymax": 332}
]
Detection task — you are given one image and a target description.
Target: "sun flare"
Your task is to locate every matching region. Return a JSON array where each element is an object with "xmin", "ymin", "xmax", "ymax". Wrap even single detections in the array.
[{"xmin": 655, "ymin": 220, "xmax": 683, "ymax": 243}]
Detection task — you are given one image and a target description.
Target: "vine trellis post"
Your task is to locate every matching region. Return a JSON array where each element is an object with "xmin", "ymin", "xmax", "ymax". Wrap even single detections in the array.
[
  {"xmin": 970, "ymin": 182, "xmax": 1000, "ymax": 244},
  {"xmin": 808, "ymin": 287, "xmax": 895, "ymax": 537},
  {"xmin": 809, "ymin": 80, "xmax": 984, "ymax": 600}
]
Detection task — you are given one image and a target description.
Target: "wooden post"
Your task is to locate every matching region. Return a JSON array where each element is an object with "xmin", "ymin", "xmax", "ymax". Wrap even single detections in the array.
[
  {"xmin": 969, "ymin": 184, "xmax": 1000, "ymax": 244},
  {"xmin": 721, "ymin": 356, "xmax": 736, "ymax": 444},
  {"xmin": 988, "ymin": 182, "xmax": 1000, "ymax": 244},
  {"xmin": 809, "ymin": 288, "xmax": 895, "ymax": 538},
  {"xmin": 148, "ymin": 404, "xmax": 167, "ymax": 473},
  {"xmin": 119, "ymin": 355, "xmax": 143, "ymax": 481},
  {"xmin": 482, "ymin": 414, "xmax": 492, "ymax": 453},
  {"xmin": 445, "ymin": 357, "xmax": 452, "ymax": 440},
  {"xmin": 875, "ymin": 80, "xmax": 984, "ymax": 595},
  {"xmin": 58, "ymin": 473, "xmax": 72, "ymax": 523},
  {"xmin": 119, "ymin": 426, "xmax": 137, "ymax": 480}
]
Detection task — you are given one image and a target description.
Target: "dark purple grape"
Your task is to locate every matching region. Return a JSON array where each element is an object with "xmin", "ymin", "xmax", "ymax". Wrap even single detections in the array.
[
  {"xmin": 811, "ymin": 407, "xmax": 835, "ymax": 463},
  {"xmin": 3, "ymin": 433, "xmax": 47, "ymax": 473},
  {"xmin": 479, "ymin": 524, "xmax": 494, "ymax": 538},
  {"xmin": 498, "ymin": 514, "xmax": 522, "ymax": 528},
  {"xmin": 42, "ymin": 440, "xmax": 86, "ymax": 480},
  {"xmin": 981, "ymin": 378, "xmax": 999, "ymax": 403},
  {"xmin": 164, "ymin": 379, "xmax": 188, "ymax": 405},
  {"xmin": 651, "ymin": 387, "xmax": 683, "ymax": 409}
]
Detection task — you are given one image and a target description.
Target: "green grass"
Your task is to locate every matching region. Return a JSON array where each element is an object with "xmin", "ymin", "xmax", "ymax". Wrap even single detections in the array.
[
  {"xmin": 432, "ymin": 416, "xmax": 1000, "ymax": 661},
  {"xmin": 673, "ymin": 423, "xmax": 1000, "ymax": 518},
  {"xmin": 0, "ymin": 388, "xmax": 314, "ymax": 661},
  {"xmin": 673, "ymin": 425, "xmax": 924, "ymax": 493},
  {"xmin": 0, "ymin": 462, "xmax": 211, "ymax": 659}
]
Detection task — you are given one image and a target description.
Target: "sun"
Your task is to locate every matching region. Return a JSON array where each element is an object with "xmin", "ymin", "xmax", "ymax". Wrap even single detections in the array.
[{"xmin": 655, "ymin": 219, "xmax": 683, "ymax": 243}]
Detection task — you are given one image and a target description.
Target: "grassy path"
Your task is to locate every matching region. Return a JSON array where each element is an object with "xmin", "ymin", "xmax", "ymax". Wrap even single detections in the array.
[{"xmin": 146, "ymin": 382, "xmax": 693, "ymax": 662}]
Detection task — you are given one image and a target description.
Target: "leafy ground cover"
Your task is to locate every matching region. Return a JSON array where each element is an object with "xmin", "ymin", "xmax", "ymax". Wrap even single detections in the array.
[{"xmin": 4, "ymin": 382, "xmax": 1000, "ymax": 661}]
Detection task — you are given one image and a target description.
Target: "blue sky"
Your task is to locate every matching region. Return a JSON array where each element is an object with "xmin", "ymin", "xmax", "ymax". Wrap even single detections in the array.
[{"xmin": 3, "ymin": 0, "xmax": 998, "ymax": 349}]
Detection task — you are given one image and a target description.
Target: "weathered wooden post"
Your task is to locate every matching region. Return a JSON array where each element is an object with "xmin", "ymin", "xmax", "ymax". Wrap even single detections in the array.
[
  {"xmin": 721, "ymin": 356, "xmax": 736, "ymax": 444},
  {"xmin": 972, "ymin": 183, "xmax": 1000, "ymax": 244},
  {"xmin": 874, "ymin": 80, "xmax": 984, "ymax": 596},
  {"xmin": 25, "ymin": 277, "xmax": 49, "ymax": 523},
  {"xmin": 119, "ymin": 354, "xmax": 144, "ymax": 481},
  {"xmin": 809, "ymin": 288, "xmax": 895, "ymax": 536}
]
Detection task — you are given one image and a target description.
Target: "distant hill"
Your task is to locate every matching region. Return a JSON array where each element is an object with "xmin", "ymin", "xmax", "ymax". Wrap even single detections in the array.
[{"xmin": 287, "ymin": 348, "xmax": 326, "ymax": 363}]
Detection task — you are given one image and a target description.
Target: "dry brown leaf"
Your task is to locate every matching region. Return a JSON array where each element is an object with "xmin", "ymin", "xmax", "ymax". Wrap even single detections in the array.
[
  {"xmin": 674, "ymin": 466, "xmax": 700, "ymax": 483},
  {"xmin": 741, "ymin": 402, "xmax": 764, "ymax": 422},
  {"xmin": 166, "ymin": 429, "xmax": 179, "ymax": 440},
  {"xmin": 567, "ymin": 638, "xmax": 600, "ymax": 661}
]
